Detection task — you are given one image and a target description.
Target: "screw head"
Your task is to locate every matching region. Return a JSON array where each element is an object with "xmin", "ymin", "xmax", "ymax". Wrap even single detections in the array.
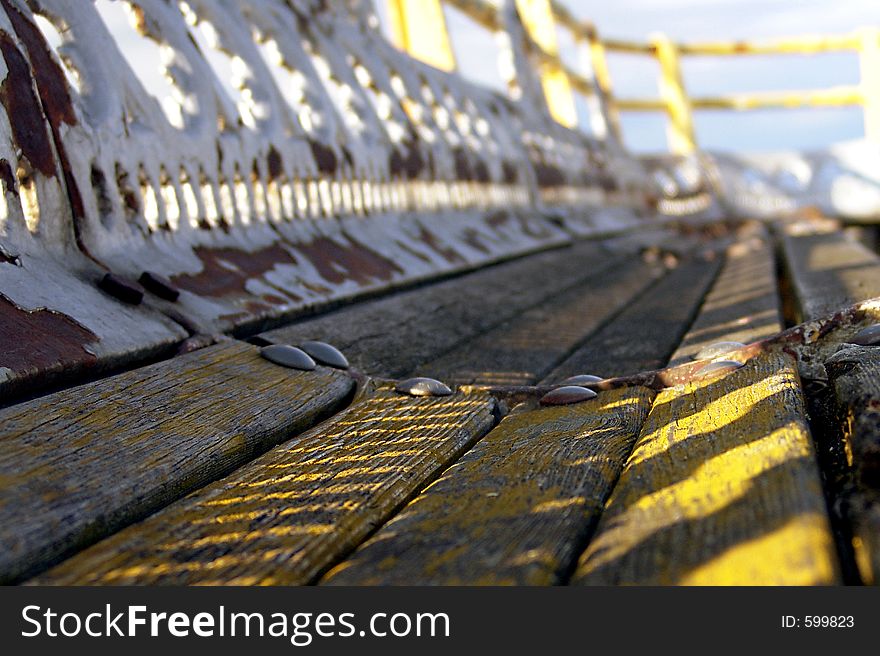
[
  {"xmin": 540, "ymin": 385, "xmax": 598, "ymax": 406},
  {"xmin": 694, "ymin": 359, "xmax": 743, "ymax": 381},
  {"xmin": 139, "ymin": 271, "xmax": 181, "ymax": 302},
  {"xmin": 694, "ymin": 341, "xmax": 745, "ymax": 361},
  {"xmin": 395, "ymin": 377, "xmax": 453, "ymax": 397},
  {"xmin": 300, "ymin": 341, "xmax": 349, "ymax": 369},
  {"xmin": 260, "ymin": 344, "xmax": 317, "ymax": 370},
  {"xmin": 848, "ymin": 324, "xmax": 880, "ymax": 346},
  {"xmin": 97, "ymin": 273, "xmax": 144, "ymax": 305},
  {"xmin": 560, "ymin": 374, "xmax": 603, "ymax": 386}
]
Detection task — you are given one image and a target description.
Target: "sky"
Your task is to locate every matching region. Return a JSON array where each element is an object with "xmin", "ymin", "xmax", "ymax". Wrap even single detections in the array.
[
  {"xmin": 433, "ymin": 0, "xmax": 880, "ymax": 152},
  {"xmin": 53, "ymin": 1, "xmax": 880, "ymax": 155}
]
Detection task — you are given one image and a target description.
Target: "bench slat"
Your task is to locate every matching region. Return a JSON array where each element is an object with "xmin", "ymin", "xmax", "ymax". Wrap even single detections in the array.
[
  {"xmin": 322, "ymin": 386, "xmax": 655, "ymax": 585},
  {"xmin": 544, "ymin": 256, "xmax": 721, "ymax": 381},
  {"xmin": 572, "ymin": 352, "xmax": 840, "ymax": 585},
  {"xmin": 0, "ymin": 340, "xmax": 354, "ymax": 583},
  {"xmin": 781, "ymin": 229, "xmax": 880, "ymax": 321},
  {"xmin": 826, "ymin": 346, "xmax": 880, "ymax": 585},
  {"xmin": 33, "ymin": 390, "xmax": 496, "ymax": 585},
  {"xmin": 259, "ymin": 239, "xmax": 631, "ymax": 379},
  {"xmin": 415, "ymin": 258, "xmax": 663, "ymax": 386},
  {"xmin": 669, "ymin": 233, "xmax": 782, "ymax": 365}
]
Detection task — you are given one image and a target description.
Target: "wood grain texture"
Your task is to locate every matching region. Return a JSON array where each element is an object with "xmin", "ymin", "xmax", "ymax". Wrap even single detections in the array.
[
  {"xmin": 669, "ymin": 234, "xmax": 782, "ymax": 365},
  {"xmin": 34, "ymin": 390, "xmax": 497, "ymax": 585},
  {"xmin": 826, "ymin": 346, "xmax": 880, "ymax": 585},
  {"xmin": 322, "ymin": 386, "xmax": 655, "ymax": 585},
  {"xmin": 260, "ymin": 239, "xmax": 631, "ymax": 379},
  {"xmin": 415, "ymin": 259, "xmax": 664, "ymax": 386},
  {"xmin": 572, "ymin": 352, "xmax": 841, "ymax": 585},
  {"xmin": 781, "ymin": 229, "xmax": 880, "ymax": 321},
  {"xmin": 0, "ymin": 340, "xmax": 355, "ymax": 584},
  {"xmin": 544, "ymin": 256, "xmax": 722, "ymax": 381}
]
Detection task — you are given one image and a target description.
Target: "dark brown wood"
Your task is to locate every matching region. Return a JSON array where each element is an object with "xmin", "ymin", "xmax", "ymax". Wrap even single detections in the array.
[
  {"xmin": 543, "ymin": 256, "xmax": 722, "ymax": 381},
  {"xmin": 414, "ymin": 258, "xmax": 664, "ymax": 386},
  {"xmin": 259, "ymin": 238, "xmax": 637, "ymax": 379},
  {"xmin": 33, "ymin": 389, "xmax": 497, "ymax": 585},
  {"xmin": 0, "ymin": 340, "xmax": 355, "ymax": 583},
  {"xmin": 826, "ymin": 345, "xmax": 880, "ymax": 585},
  {"xmin": 321, "ymin": 386, "xmax": 655, "ymax": 585}
]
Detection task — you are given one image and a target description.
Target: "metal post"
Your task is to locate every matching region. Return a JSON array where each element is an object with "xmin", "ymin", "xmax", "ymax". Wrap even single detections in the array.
[
  {"xmin": 386, "ymin": 0, "xmax": 457, "ymax": 72},
  {"xmin": 582, "ymin": 22, "xmax": 622, "ymax": 144},
  {"xmin": 652, "ymin": 33, "xmax": 696, "ymax": 154},
  {"xmin": 515, "ymin": 0, "xmax": 578, "ymax": 128}
]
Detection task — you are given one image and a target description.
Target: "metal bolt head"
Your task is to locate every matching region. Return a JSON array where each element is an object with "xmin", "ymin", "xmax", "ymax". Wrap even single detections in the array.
[
  {"xmin": 694, "ymin": 359, "xmax": 743, "ymax": 381},
  {"xmin": 694, "ymin": 341, "xmax": 745, "ymax": 361},
  {"xmin": 560, "ymin": 374, "xmax": 603, "ymax": 386},
  {"xmin": 260, "ymin": 344, "xmax": 316, "ymax": 371},
  {"xmin": 139, "ymin": 271, "xmax": 181, "ymax": 302},
  {"xmin": 300, "ymin": 341, "xmax": 349, "ymax": 369},
  {"xmin": 848, "ymin": 324, "xmax": 880, "ymax": 346},
  {"xmin": 395, "ymin": 377, "xmax": 453, "ymax": 397},
  {"xmin": 540, "ymin": 385, "xmax": 598, "ymax": 406},
  {"xmin": 98, "ymin": 273, "xmax": 144, "ymax": 305}
]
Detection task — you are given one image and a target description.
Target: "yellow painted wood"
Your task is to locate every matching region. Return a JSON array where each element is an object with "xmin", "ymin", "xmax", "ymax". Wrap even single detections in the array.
[
  {"xmin": 0, "ymin": 340, "xmax": 355, "ymax": 584},
  {"xmin": 670, "ymin": 231, "xmax": 782, "ymax": 365},
  {"xmin": 691, "ymin": 86, "xmax": 863, "ymax": 111},
  {"xmin": 859, "ymin": 27, "xmax": 880, "ymax": 140},
  {"xmin": 386, "ymin": 0, "xmax": 457, "ymax": 72},
  {"xmin": 34, "ymin": 390, "xmax": 497, "ymax": 585},
  {"xmin": 652, "ymin": 34, "xmax": 696, "ymax": 154},
  {"xmin": 573, "ymin": 352, "xmax": 841, "ymax": 585},
  {"xmin": 677, "ymin": 33, "xmax": 860, "ymax": 56},
  {"xmin": 322, "ymin": 386, "xmax": 655, "ymax": 585},
  {"xmin": 516, "ymin": 0, "xmax": 578, "ymax": 128}
]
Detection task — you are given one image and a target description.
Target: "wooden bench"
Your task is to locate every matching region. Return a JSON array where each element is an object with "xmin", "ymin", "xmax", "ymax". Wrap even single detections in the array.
[{"xmin": 2, "ymin": 0, "xmax": 880, "ymax": 588}]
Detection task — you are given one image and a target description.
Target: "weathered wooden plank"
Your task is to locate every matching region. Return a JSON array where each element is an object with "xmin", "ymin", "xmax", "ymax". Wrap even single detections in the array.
[
  {"xmin": 572, "ymin": 352, "xmax": 841, "ymax": 585},
  {"xmin": 322, "ymin": 386, "xmax": 655, "ymax": 585},
  {"xmin": 780, "ymin": 228, "xmax": 880, "ymax": 321},
  {"xmin": 33, "ymin": 390, "xmax": 497, "ymax": 585},
  {"xmin": 669, "ymin": 232, "xmax": 782, "ymax": 365},
  {"xmin": 415, "ymin": 258, "xmax": 664, "ymax": 386},
  {"xmin": 0, "ymin": 340, "xmax": 355, "ymax": 584},
  {"xmin": 825, "ymin": 346, "xmax": 880, "ymax": 585},
  {"xmin": 259, "ymin": 239, "xmax": 636, "ymax": 379},
  {"xmin": 544, "ymin": 256, "xmax": 722, "ymax": 381}
]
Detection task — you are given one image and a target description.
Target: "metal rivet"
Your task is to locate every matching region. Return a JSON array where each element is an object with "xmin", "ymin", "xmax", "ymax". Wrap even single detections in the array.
[
  {"xmin": 694, "ymin": 359, "xmax": 743, "ymax": 380},
  {"xmin": 98, "ymin": 273, "xmax": 144, "ymax": 305},
  {"xmin": 560, "ymin": 374, "xmax": 603, "ymax": 386},
  {"xmin": 139, "ymin": 271, "xmax": 181, "ymax": 301},
  {"xmin": 300, "ymin": 341, "xmax": 349, "ymax": 369},
  {"xmin": 260, "ymin": 344, "xmax": 316, "ymax": 370},
  {"xmin": 694, "ymin": 341, "xmax": 745, "ymax": 361},
  {"xmin": 395, "ymin": 377, "xmax": 453, "ymax": 397},
  {"xmin": 540, "ymin": 385, "xmax": 598, "ymax": 406},
  {"xmin": 848, "ymin": 324, "xmax": 880, "ymax": 346}
]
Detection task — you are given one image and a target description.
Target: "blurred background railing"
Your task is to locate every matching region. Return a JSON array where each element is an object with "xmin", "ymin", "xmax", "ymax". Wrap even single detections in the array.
[{"xmin": 384, "ymin": 0, "xmax": 880, "ymax": 154}]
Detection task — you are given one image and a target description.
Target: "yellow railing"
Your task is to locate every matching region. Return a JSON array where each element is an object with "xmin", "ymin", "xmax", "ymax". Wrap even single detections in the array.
[{"xmin": 382, "ymin": 0, "xmax": 880, "ymax": 155}]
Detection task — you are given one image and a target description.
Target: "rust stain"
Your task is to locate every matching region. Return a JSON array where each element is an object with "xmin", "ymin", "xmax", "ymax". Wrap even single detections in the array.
[
  {"xmin": 0, "ymin": 293, "xmax": 99, "ymax": 376},
  {"xmin": 172, "ymin": 244, "xmax": 299, "ymax": 300},
  {"xmin": 0, "ymin": 30, "xmax": 56, "ymax": 177},
  {"xmin": 293, "ymin": 234, "xmax": 403, "ymax": 286},
  {"xmin": 2, "ymin": 1, "xmax": 77, "ymax": 131},
  {"xmin": 413, "ymin": 224, "xmax": 466, "ymax": 264},
  {"xmin": 307, "ymin": 138, "xmax": 337, "ymax": 175},
  {"xmin": 266, "ymin": 146, "xmax": 283, "ymax": 182},
  {"xmin": 501, "ymin": 160, "xmax": 519, "ymax": 184},
  {"xmin": 461, "ymin": 228, "xmax": 490, "ymax": 254},
  {"xmin": 485, "ymin": 210, "xmax": 510, "ymax": 229},
  {"xmin": 395, "ymin": 239, "xmax": 433, "ymax": 264}
]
